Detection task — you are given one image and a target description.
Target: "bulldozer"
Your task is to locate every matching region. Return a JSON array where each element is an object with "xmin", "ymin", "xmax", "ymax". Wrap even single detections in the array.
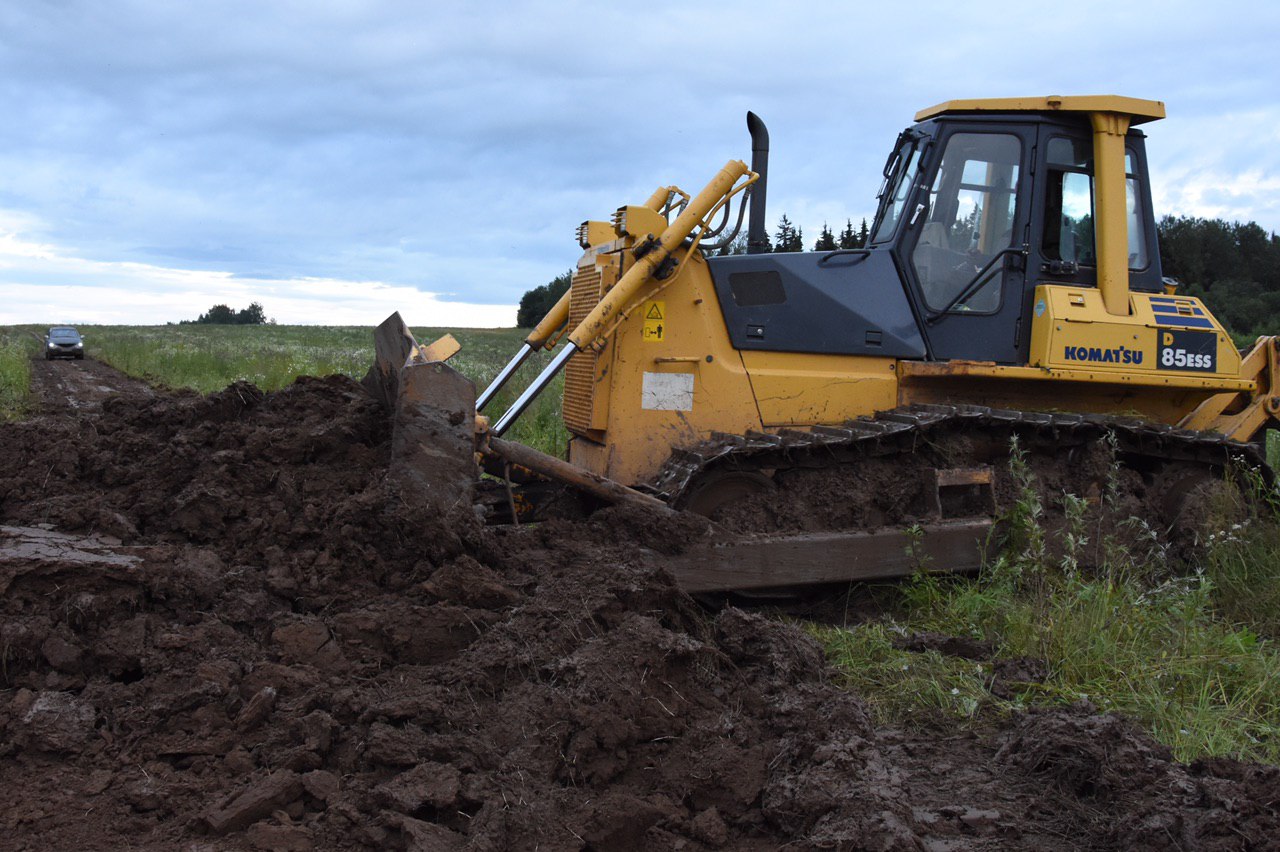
[{"xmin": 365, "ymin": 95, "xmax": 1280, "ymax": 593}]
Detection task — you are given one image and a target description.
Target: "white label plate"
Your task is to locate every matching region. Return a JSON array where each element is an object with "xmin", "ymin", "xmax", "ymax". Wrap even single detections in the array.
[{"xmin": 641, "ymin": 372, "xmax": 694, "ymax": 411}]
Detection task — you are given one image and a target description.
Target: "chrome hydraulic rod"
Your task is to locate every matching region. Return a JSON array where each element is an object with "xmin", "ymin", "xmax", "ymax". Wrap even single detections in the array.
[
  {"xmin": 477, "ymin": 287, "xmax": 572, "ymax": 412},
  {"xmin": 490, "ymin": 162, "xmax": 751, "ymax": 435},
  {"xmin": 491, "ymin": 342, "xmax": 578, "ymax": 436},
  {"xmin": 476, "ymin": 343, "xmax": 534, "ymax": 412}
]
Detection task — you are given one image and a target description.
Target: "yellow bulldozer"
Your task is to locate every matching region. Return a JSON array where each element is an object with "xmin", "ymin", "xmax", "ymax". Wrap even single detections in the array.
[{"xmin": 366, "ymin": 95, "xmax": 1279, "ymax": 592}]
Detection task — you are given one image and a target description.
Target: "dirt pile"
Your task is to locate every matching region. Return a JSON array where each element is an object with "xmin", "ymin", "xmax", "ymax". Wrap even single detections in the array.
[{"xmin": 1, "ymin": 369, "xmax": 1277, "ymax": 850}]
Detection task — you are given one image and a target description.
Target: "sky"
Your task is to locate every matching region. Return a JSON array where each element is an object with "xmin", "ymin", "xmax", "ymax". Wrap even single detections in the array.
[{"xmin": 1, "ymin": 1, "xmax": 1278, "ymax": 328}]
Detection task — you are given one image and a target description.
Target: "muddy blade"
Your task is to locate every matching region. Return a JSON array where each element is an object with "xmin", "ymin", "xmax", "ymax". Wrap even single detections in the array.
[
  {"xmin": 670, "ymin": 520, "xmax": 991, "ymax": 593},
  {"xmin": 365, "ymin": 313, "xmax": 478, "ymax": 514},
  {"xmin": 363, "ymin": 312, "xmax": 420, "ymax": 412}
]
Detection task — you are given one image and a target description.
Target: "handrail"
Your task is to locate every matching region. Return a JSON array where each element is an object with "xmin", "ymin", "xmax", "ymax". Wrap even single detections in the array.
[{"xmin": 927, "ymin": 245, "xmax": 1028, "ymax": 323}]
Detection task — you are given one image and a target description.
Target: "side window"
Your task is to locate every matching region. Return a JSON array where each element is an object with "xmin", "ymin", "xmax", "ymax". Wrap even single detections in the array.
[
  {"xmin": 1043, "ymin": 137, "xmax": 1094, "ymax": 267},
  {"xmin": 911, "ymin": 133, "xmax": 1021, "ymax": 312},
  {"xmin": 1042, "ymin": 137, "xmax": 1148, "ymax": 270},
  {"xmin": 1125, "ymin": 165, "xmax": 1149, "ymax": 269}
]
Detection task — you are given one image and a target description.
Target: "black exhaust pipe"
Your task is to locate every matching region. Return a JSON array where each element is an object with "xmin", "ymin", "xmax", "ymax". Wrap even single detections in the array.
[{"xmin": 746, "ymin": 111, "xmax": 769, "ymax": 254}]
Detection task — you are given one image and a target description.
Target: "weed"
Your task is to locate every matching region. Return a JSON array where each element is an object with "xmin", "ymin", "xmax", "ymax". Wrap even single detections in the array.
[
  {"xmin": 987, "ymin": 435, "xmax": 1046, "ymax": 589},
  {"xmin": 903, "ymin": 523, "xmax": 931, "ymax": 573},
  {"xmin": 1202, "ymin": 463, "xmax": 1280, "ymax": 639},
  {"xmin": 816, "ymin": 438, "xmax": 1280, "ymax": 764},
  {"xmin": 1059, "ymin": 492, "xmax": 1089, "ymax": 578},
  {"xmin": 0, "ymin": 332, "xmax": 35, "ymax": 420}
]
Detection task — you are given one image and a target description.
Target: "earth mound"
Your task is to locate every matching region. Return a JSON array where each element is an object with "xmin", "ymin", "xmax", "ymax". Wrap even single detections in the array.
[{"xmin": 1, "ymin": 371, "xmax": 1276, "ymax": 850}]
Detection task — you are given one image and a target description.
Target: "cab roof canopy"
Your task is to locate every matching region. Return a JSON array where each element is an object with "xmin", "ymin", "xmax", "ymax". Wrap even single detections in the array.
[{"xmin": 914, "ymin": 95, "xmax": 1166, "ymax": 125}]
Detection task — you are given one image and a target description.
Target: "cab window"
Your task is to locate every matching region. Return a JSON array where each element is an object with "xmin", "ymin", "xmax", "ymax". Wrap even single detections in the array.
[
  {"xmin": 1042, "ymin": 137, "xmax": 1148, "ymax": 270},
  {"xmin": 911, "ymin": 132, "xmax": 1021, "ymax": 312},
  {"xmin": 871, "ymin": 137, "xmax": 923, "ymax": 243}
]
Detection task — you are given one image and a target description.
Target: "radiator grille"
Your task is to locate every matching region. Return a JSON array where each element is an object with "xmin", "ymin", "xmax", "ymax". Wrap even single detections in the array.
[{"xmin": 563, "ymin": 266, "xmax": 604, "ymax": 433}]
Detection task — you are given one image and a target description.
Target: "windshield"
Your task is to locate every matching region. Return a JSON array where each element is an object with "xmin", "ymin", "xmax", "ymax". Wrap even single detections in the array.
[
  {"xmin": 49, "ymin": 328, "xmax": 80, "ymax": 340},
  {"xmin": 871, "ymin": 132, "xmax": 924, "ymax": 243}
]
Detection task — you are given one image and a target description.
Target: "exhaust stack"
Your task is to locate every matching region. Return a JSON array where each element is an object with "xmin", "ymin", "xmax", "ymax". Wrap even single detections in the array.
[{"xmin": 746, "ymin": 111, "xmax": 770, "ymax": 254}]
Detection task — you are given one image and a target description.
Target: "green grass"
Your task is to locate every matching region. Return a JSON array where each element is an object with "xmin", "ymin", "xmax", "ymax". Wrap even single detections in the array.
[
  {"xmin": 86, "ymin": 324, "xmax": 376, "ymax": 393},
  {"xmin": 6, "ymin": 323, "xmax": 569, "ymax": 455},
  {"xmin": 812, "ymin": 453, "xmax": 1280, "ymax": 764},
  {"xmin": 812, "ymin": 622, "xmax": 992, "ymax": 722},
  {"xmin": 0, "ymin": 330, "xmax": 36, "ymax": 419},
  {"xmin": 1201, "ymin": 488, "xmax": 1280, "ymax": 640}
]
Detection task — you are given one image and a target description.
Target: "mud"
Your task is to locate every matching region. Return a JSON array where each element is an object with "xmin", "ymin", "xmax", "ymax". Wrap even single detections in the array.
[
  {"xmin": 28, "ymin": 353, "xmax": 156, "ymax": 413},
  {"xmin": 702, "ymin": 428, "xmax": 1208, "ymax": 571},
  {"xmin": 1, "ymin": 358, "xmax": 1277, "ymax": 850}
]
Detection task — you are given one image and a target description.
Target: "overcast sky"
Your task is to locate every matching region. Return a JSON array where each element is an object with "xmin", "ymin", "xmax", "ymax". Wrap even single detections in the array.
[{"xmin": 2, "ymin": 1, "xmax": 1278, "ymax": 327}]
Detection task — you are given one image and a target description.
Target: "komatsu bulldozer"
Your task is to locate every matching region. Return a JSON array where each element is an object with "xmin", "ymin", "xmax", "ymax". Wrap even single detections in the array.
[{"xmin": 366, "ymin": 95, "xmax": 1279, "ymax": 592}]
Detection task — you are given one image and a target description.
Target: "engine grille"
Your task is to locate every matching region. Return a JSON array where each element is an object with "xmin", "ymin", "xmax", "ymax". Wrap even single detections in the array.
[{"xmin": 563, "ymin": 266, "xmax": 605, "ymax": 434}]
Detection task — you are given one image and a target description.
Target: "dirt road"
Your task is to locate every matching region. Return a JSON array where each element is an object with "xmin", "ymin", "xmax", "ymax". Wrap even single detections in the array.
[
  {"xmin": 0, "ymin": 368, "xmax": 1277, "ymax": 850},
  {"xmin": 28, "ymin": 355, "xmax": 154, "ymax": 414}
]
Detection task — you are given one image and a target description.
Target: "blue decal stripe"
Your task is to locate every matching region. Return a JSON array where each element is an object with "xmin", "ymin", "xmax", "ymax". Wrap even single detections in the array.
[
  {"xmin": 1152, "ymin": 307, "xmax": 1207, "ymax": 317},
  {"xmin": 1154, "ymin": 316, "xmax": 1215, "ymax": 329}
]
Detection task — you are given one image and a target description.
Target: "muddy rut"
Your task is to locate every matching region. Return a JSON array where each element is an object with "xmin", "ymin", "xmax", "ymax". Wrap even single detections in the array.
[
  {"xmin": 28, "ymin": 353, "xmax": 155, "ymax": 414},
  {"xmin": 1, "ymin": 359, "xmax": 1277, "ymax": 851}
]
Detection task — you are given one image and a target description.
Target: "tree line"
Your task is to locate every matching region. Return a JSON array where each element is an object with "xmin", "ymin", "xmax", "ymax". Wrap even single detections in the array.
[
  {"xmin": 515, "ymin": 213, "xmax": 1280, "ymax": 343},
  {"xmin": 712, "ymin": 215, "xmax": 871, "ymax": 256},
  {"xmin": 180, "ymin": 302, "xmax": 271, "ymax": 325},
  {"xmin": 1157, "ymin": 216, "xmax": 1280, "ymax": 342},
  {"xmin": 516, "ymin": 215, "xmax": 870, "ymax": 326}
]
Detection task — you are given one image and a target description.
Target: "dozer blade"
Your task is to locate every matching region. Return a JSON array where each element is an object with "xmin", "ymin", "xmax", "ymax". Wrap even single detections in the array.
[
  {"xmin": 670, "ymin": 519, "xmax": 991, "ymax": 593},
  {"xmin": 364, "ymin": 313, "xmax": 478, "ymax": 515}
]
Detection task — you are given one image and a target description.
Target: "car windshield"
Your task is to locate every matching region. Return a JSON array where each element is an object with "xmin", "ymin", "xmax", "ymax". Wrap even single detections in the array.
[{"xmin": 49, "ymin": 328, "xmax": 80, "ymax": 340}]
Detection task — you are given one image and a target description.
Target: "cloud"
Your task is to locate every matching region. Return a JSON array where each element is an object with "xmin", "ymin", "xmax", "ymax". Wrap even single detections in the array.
[
  {"xmin": 1151, "ymin": 109, "xmax": 1280, "ymax": 229},
  {"xmin": 1, "ymin": 0, "xmax": 1279, "ymax": 325},
  {"xmin": 0, "ymin": 213, "xmax": 514, "ymax": 326}
]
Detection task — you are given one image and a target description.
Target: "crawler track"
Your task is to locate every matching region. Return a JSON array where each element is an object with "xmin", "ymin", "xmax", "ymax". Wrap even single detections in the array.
[{"xmin": 650, "ymin": 404, "xmax": 1270, "ymax": 539}]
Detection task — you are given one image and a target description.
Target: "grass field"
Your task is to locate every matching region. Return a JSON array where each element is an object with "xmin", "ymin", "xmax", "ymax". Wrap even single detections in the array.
[
  {"xmin": 3, "ymin": 321, "xmax": 1280, "ymax": 762},
  {"xmin": 7, "ymin": 322, "xmax": 569, "ymax": 454}
]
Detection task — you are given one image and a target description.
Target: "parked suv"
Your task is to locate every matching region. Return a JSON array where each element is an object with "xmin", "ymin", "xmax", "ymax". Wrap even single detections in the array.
[{"xmin": 45, "ymin": 326, "xmax": 85, "ymax": 360}]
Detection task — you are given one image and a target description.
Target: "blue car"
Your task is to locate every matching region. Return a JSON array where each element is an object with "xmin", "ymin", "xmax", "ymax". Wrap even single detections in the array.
[{"xmin": 45, "ymin": 326, "xmax": 85, "ymax": 360}]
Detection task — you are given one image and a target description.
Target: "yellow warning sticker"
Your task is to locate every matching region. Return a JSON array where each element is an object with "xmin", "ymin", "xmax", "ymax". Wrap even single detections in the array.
[{"xmin": 641, "ymin": 300, "xmax": 665, "ymax": 342}]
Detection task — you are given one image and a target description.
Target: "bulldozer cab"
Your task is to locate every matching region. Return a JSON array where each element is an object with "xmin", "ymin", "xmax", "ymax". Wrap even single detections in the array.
[
  {"xmin": 883, "ymin": 98, "xmax": 1165, "ymax": 365},
  {"xmin": 704, "ymin": 97, "xmax": 1169, "ymax": 369}
]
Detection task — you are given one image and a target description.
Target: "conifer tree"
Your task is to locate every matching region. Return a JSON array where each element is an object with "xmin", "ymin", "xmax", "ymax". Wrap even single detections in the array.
[
  {"xmin": 838, "ymin": 219, "xmax": 858, "ymax": 249},
  {"xmin": 774, "ymin": 214, "xmax": 804, "ymax": 252},
  {"xmin": 814, "ymin": 222, "xmax": 838, "ymax": 252}
]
